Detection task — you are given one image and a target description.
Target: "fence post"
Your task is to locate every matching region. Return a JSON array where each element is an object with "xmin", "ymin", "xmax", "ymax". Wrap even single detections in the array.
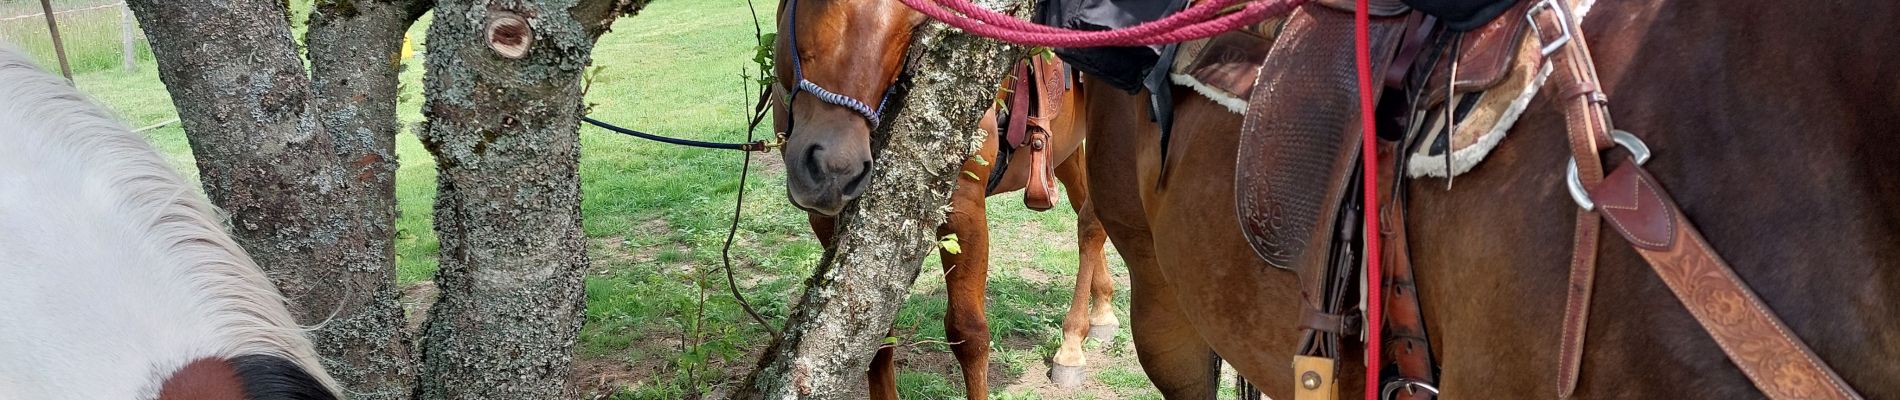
[
  {"xmin": 121, "ymin": 2, "xmax": 135, "ymax": 71},
  {"xmin": 37, "ymin": 0, "xmax": 73, "ymax": 81}
]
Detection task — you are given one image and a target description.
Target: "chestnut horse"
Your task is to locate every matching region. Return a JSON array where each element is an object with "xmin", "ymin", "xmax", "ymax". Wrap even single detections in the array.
[
  {"xmin": 772, "ymin": 0, "xmax": 1116, "ymax": 397},
  {"xmin": 1076, "ymin": 0, "xmax": 1900, "ymax": 398},
  {"xmin": 0, "ymin": 46, "xmax": 340, "ymax": 399}
]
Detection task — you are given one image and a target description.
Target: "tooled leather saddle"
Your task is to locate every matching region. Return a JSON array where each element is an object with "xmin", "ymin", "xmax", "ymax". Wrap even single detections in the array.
[
  {"xmin": 1221, "ymin": 0, "xmax": 1865, "ymax": 399},
  {"xmin": 990, "ymin": 55, "xmax": 1074, "ymax": 211}
]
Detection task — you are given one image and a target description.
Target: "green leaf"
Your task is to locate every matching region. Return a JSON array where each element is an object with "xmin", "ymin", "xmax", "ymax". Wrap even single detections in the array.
[
  {"xmin": 971, "ymin": 155, "xmax": 989, "ymax": 166},
  {"xmin": 884, "ymin": 336, "xmax": 900, "ymax": 345},
  {"xmin": 963, "ymin": 170, "xmax": 980, "ymax": 181},
  {"xmin": 938, "ymin": 234, "xmax": 962, "ymax": 254}
]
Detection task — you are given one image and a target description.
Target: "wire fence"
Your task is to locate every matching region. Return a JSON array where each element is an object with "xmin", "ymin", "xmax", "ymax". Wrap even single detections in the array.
[
  {"xmin": 0, "ymin": 2, "xmax": 121, "ymax": 23},
  {"xmin": 0, "ymin": 0, "xmax": 146, "ymax": 75}
]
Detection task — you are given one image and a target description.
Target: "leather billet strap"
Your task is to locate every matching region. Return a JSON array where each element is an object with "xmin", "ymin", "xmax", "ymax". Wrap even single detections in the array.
[
  {"xmin": 1526, "ymin": 0, "xmax": 1609, "ymax": 397},
  {"xmin": 1006, "ymin": 61, "xmax": 1033, "ymax": 147},
  {"xmin": 1587, "ymin": 162, "xmax": 1862, "ymax": 400},
  {"xmin": 1533, "ymin": 0, "xmax": 1863, "ymax": 398},
  {"xmin": 1377, "ymin": 141, "xmax": 1436, "ymax": 400}
]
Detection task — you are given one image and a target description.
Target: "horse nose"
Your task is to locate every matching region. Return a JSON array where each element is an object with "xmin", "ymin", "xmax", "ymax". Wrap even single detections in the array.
[
  {"xmin": 801, "ymin": 145, "xmax": 871, "ymax": 193},
  {"xmin": 836, "ymin": 160, "xmax": 871, "ymax": 201},
  {"xmin": 785, "ymin": 137, "xmax": 873, "ymax": 215}
]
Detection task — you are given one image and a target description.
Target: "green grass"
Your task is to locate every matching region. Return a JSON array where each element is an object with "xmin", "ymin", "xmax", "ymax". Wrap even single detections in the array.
[
  {"xmin": 0, "ymin": 0, "xmax": 154, "ymax": 75},
  {"xmin": 64, "ymin": 0, "xmax": 1156, "ymax": 397}
]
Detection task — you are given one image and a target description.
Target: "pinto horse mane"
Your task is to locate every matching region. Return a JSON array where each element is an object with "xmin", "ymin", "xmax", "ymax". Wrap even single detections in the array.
[{"xmin": 0, "ymin": 46, "xmax": 339, "ymax": 399}]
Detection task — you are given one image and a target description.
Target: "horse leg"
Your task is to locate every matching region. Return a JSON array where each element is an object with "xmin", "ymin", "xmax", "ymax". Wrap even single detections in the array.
[
  {"xmin": 925, "ymin": 133, "xmax": 1000, "ymax": 399},
  {"xmin": 1087, "ymin": 166, "xmax": 1221, "ymax": 398},
  {"xmin": 1141, "ymin": 94, "xmax": 1326, "ymax": 400},
  {"xmin": 1049, "ymin": 149, "xmax": 1112, "ymax": 387},
  {"xmin": 868, "ymin": 336, "xmax": 899, "ymax": 400},
  {"xmin": 1060, "ymin": 152, "xmax": 1120, "ymax": 339},
  {"xmin": 937, "ymin": 174, "xmax": 993, "ymax": 399},
  {"xmin": 1074, "ymin": 80, "xmax": 1221, "ymax": 398},
  {"xmin": 1111, "ymin": 208, "xmax": 1220, "ymax": 398},
  {"xmin": 807, "ymin": 213, "xmax": 837, "ymax": 246}
]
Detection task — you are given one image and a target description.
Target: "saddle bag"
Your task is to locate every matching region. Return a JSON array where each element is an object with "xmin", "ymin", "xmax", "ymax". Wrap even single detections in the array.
[{"xmin": 1036, "ymin": 0, "xmax": 1182, "ymax": 92}]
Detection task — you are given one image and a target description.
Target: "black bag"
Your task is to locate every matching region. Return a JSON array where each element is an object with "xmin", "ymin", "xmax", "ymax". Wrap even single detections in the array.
[
  {"xmin": 1402, "ymin": 0, "xmax": 1521, "ymax": 31},
  {"xmin": 1036, "ymin": 0, "xmax": 1185, "ymax": 92}
]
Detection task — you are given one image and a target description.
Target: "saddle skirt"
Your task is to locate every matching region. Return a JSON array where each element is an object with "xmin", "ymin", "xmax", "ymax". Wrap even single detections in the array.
[
  {"xmin": 1403, "ymin": 3, "xmax": 1549, "ymax": 178},
  {"xmin": 1169, "ymin": 17, "xmax": 1287, "ymax": 114},
  {"xmin": 1173, "ymin": 1, "xmax": 1547, "ymax": 178}
]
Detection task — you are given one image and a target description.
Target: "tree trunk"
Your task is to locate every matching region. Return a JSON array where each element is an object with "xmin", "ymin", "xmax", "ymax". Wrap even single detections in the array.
[
  {"xmin": 410, "ymin": 1, "xmax": 642, "ymax": 398},
  {"xmin": 304, "ymin": 1, "xmax": 433, "ymax": 397},
  {"xmin": 127, "ymin": 0, "xmax": 419, "ymax": 397},
  {"xmin": 737, "ymin": 2, "xmax": 1030, "ymax": 397}
]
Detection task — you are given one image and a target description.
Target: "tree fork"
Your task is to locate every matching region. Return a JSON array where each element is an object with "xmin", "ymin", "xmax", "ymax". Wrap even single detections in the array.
[{"xmin": 126, "ymin": 0, "xmax": 416, "ymax": 397}]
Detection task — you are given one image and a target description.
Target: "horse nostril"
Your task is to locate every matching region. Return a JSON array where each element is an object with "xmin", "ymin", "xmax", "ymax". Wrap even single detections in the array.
[
  {"xmin": 801, "ymin": 144, "xmax": 825, "ymax": 181},
  {"xmin": 840, "ymin": 161, "xmax": 872, "ymax": 198}
]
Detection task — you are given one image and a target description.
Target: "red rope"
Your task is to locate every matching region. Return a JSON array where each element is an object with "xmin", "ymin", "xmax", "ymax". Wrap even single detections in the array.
[
  {"xmin": 894, "ymin": 0, "xmax": 1308, "ymax": 47},
  {"xmin": 1354, "ymin": 0, "xmax": 1383, "ymax": 398}
]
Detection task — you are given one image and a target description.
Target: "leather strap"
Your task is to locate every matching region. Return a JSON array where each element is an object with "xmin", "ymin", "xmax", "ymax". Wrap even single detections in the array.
[
  {"xmin": 1377, "ymin": 141, "xmax": 1436, "ymax": 400},
  {"xmin": 1528, "ymin": 2, "xmax": 1609, "ymax": 397},
  {"xmin": 1587, "ymin": 163, "xmax": 1862, "ymax": 400},
  {"xmin": 1023, "ymin": 131, "xmax": 1055, "ymax": 210},
  {"xmin": 1006, "ymin": 61, "xmax": 1032, "ymax": 148},
  {"xmin": 1535, "ymin": 1, "xmax": 1863, "ymax": 397}
]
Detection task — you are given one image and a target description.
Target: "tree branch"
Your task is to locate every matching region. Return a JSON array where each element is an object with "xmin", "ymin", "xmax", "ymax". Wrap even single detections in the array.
[
  {"xmin": 299, "ymin": 0, "xmax": 435, "ymax": 397},
  {"xmin": 736, "ymin": 1, "xmax": 1031, "ymax": 397}
]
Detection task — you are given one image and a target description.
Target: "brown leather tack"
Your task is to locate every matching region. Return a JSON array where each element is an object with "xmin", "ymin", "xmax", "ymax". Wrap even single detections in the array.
[
  {"xmin": 1301, "ymin": 305, "xmax": 1348, "ymax": 334},
  {"xmin": 1588, "ymin": 161, "xmax": 1677, "ymax": 250},
  {"xmin": 1378, "ymin": 140, "xmax": 1437, "ymax": 400},
  {"xmin": 1181, "ymin": 28, "xmax": 1279, "ymax": 104},
  {"xmin": 1005, "ymin": 62, "xmax": 1032, "ymax": 148},
  {"xmin": 1594, "ymin": 163, "xmax": 1862, "ymax": 400}
]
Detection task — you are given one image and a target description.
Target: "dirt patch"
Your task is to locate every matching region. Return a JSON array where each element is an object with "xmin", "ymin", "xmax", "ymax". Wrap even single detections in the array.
[
  {"xmin": 570, "ymin": 356, "xmax": 643, "ymax": 399},
  {"xmin": 400, "ymin": 281, "xmax": 438, "ymax": 336}
]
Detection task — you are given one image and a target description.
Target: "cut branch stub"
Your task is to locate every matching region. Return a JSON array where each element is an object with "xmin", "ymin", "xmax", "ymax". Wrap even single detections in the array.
[{"xmin": 485, "ymin": 12, "xmax": 532, "ymax": 59}]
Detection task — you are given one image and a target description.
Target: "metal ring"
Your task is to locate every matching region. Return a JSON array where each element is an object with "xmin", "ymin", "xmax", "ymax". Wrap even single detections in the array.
[
  {"xmin": 1565, "ymin": 130, "xmax": 1651, "ymax": 211},
  {"xmin": 1380, "ymin": 379, "xmax": 1441, "ymax": 400}
]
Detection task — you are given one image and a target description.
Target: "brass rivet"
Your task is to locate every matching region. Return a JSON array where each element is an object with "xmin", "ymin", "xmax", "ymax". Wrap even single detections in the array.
[{"xmin": 1301, "ymin": 371, "xmax": 1321, "ymax": 390}]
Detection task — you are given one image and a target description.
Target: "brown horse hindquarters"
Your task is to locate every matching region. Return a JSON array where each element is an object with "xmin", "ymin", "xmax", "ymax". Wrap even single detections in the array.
[
  {"xmin": 1159, "ymin": 93, "xmax": 1360, "ymax": 400},
  {"xmin": 1408, "ymin": 0, "xmax": 1900, "ymax": 397},
  {"xmin": 1078, "ymin": 70, "xmax": 1356, "ymax": 398}
]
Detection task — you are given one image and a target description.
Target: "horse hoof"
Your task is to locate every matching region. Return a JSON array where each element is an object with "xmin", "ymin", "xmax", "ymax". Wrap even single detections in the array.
[
  {"xmin": 1087, "ymin": 324, "xmax": 1118, "ymax": 343},
  {"xmin": 1049, "ymin": 364, "xmax": 1088, "ymax": 388}
]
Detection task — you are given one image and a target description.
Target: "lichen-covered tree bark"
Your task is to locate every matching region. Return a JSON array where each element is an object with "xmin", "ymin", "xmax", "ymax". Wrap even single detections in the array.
[
  {"xmin": 411, "ymin": 1, "xmax": 644, "ymax": 398},
  {"xmin": 737, "ymin": 2, "xmax": 1030, "ymax": 397},
  {"xmin": 131, "ymin": 0, "xmax": 645, "ymax": 398},
  {"xmin": 126, "ymin": 0, "xmax": 426, "ymax": 398}
]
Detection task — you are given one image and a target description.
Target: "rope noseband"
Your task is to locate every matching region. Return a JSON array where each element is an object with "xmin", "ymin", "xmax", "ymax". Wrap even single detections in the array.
[{"xmin": 784, "ymin": 0, "xmax": 902, "ymax": 131}]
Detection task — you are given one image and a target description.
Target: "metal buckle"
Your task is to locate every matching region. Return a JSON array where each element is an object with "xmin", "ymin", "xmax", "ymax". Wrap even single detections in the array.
[
  {"xmin": 1565, "ymin": 130, "xmax": 1651, "ymax": 211},
  {"xmin": 1380, "ymin": 379, "xmax": 1441, "ymax": 400},
  {"xmin": 1525, "ymin": 0, "xmax": 1574, "ymax": 56}
]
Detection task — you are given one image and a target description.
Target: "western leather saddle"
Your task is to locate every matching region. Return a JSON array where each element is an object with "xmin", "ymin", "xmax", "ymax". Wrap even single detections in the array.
[
  {"xmin": 991, "ymin": 54, "xmax": 1074, "ymax": 211},
  {"xmin": 1212, "ymin": 0, "xmax": 1866, "ymax": 399}
]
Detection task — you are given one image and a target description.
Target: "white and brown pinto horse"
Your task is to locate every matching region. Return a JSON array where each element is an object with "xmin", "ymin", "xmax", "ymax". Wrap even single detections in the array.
[{"xmin": 0, "ymin": 47, "xmax": 340, "ymax": 400}]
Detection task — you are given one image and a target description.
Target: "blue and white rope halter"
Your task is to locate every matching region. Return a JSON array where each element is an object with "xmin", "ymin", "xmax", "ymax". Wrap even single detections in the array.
[{"xmin": 784, "ymin": 0, "xmax": 901, "ymax": 129}]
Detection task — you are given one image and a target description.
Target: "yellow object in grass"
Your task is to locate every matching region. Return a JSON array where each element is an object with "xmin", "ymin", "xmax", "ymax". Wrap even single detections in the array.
[{"xmin": 401, "ymin": 33, "xmax": 415, "ymax": 60}]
